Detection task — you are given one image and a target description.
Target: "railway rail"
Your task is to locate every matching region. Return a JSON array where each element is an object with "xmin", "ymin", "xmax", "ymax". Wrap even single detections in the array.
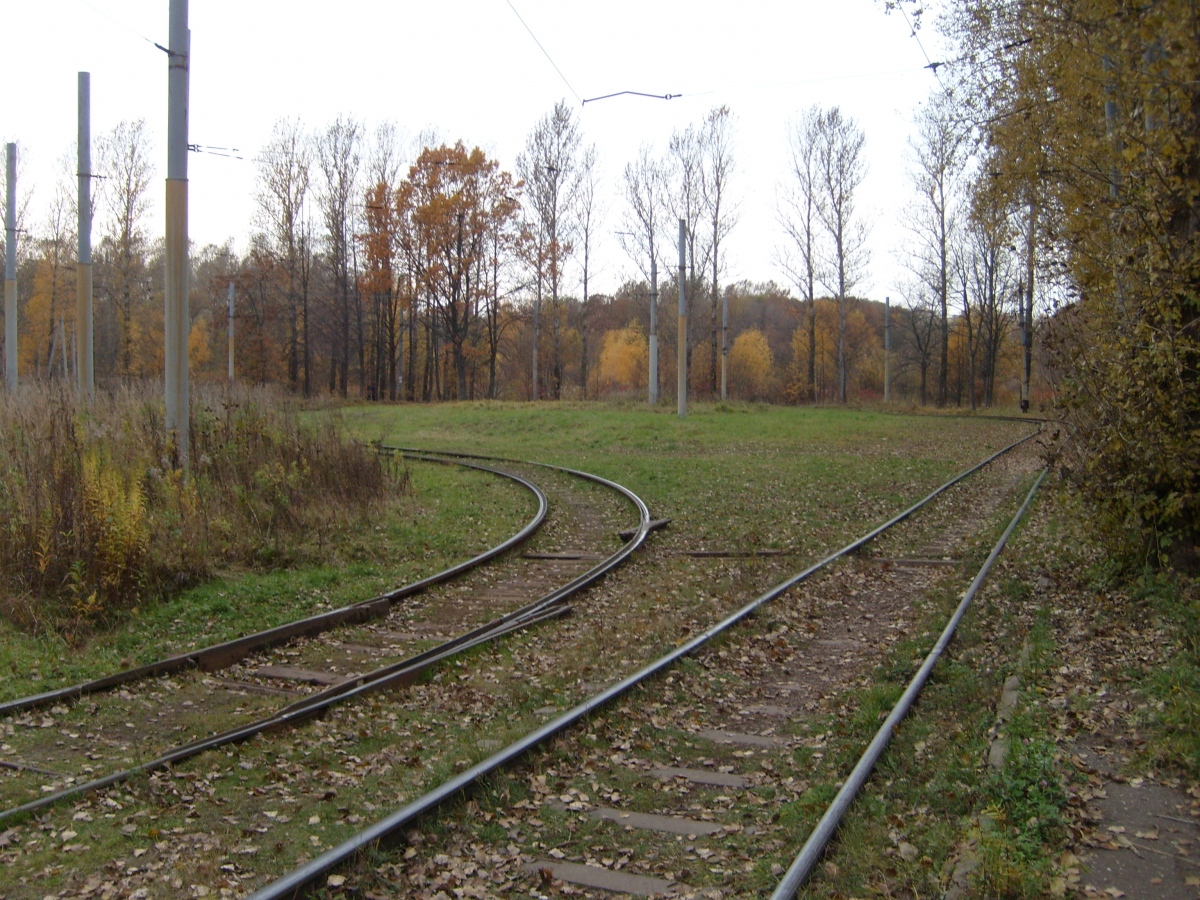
[
  {"xmin": 238, "ymin": 431, "xmax": 1042, "ymax": 899},
  {"xmin": 0, "ymin": 455, "xmax": 653, "ymax": 823}
]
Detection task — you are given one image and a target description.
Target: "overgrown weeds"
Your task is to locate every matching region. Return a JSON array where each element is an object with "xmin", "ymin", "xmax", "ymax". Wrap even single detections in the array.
[{"xmin": 0, "ymin": 383, "xmax": 402, "ymax": 638}]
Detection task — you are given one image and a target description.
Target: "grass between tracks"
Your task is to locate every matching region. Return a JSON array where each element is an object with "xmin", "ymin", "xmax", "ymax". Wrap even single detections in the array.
[{"xmin": 0, "ymin": 401, "xmax": 1042, "ymax": 897}]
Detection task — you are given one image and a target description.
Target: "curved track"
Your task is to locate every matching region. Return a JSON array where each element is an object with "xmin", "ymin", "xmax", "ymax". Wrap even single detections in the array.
[
  {"xmin": 0, "ymin": 456, "xmax": 549, "ymax": 719},
  {"xmin": 243, "ymin": 432, "xmax": 1040, "ymax": 899},
  {"xmin": 0, "ymin": 456, "xmax": 653, "ymax": 823}
]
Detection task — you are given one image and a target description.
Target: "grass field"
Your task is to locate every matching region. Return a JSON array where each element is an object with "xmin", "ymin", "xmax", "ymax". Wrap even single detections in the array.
[{"xmin": 0, "ymin": 402, "xmax": 1033, "ymax": 700}]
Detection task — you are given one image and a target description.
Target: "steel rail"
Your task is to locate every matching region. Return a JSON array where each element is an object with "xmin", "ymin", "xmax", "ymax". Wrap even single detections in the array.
[
  {"xmin": 0, "ymin": 457, "xmax": 548, "ymax": 717},
  {"xmin": 0, "ymin": 457, "xmax": 653, "ymax": 822},
  {"xmin": 246, "ymin": 431, "xmax": 1039, "ymax": 900},
  {"xmin": 770, "ymin": 469, "xmax": 1048, "ymax": 900}
]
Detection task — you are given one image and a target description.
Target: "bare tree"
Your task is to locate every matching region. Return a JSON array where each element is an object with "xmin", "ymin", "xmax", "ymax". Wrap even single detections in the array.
[
  {"xmin": 778, "ymin": 105, "xmax": 824, "ymax": 403},
  {"xmin": 909, "ymin": 92, "xmax": 968, "ymax": 407},
  {"xmin": 815, "ymin": 107, "xmax": 869, "ymax": 404},
  {"xmin": 620, "ymin": 144, "xmax": 668, "ymax": 402},
  {"xmin": 316, "ymin": 116, "xmax": 362, "ymax": 397},
  {"xmin": 900, "ymin": 281, "xmax": 940, "ymax": 405},
  {"xmin": 964, "ymin": 180, "xmax": 1019, "ymax": 407},
  {"xmin": 364, "ymin": 121, "xmax": 405, "ymax": 400},
  {"xmin": 254, "ymin": 118, "xmax": 312, "ymax": 393},
  {"xmin": 517, "ymin": 100, "xmax": 582, "ymax": 400},
  {"xmin": 96, "ymin": 119, "xmax": 154, "ymax": 379},
  {"xmin": 700, "ymin": 105, "xmax": 738, "ymax": 399}
]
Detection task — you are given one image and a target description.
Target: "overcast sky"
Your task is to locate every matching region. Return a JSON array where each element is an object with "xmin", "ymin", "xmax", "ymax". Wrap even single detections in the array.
[{"xmin": 3, "ymin": 0, "xmax": 949, "ymax": 304}]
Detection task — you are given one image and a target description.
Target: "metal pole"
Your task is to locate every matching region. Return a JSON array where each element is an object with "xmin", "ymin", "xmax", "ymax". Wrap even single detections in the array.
[
  {"xmin": 884, "ymin": 296, "xmax": 891, "ymax": 404},
  {"xmin": 720, "ymin": 284, "xmax": 728, "ymax": 402},
  {"xmin": 77, "ymin": 72, "xmax": 95, "ymax": 402},
  {"xmin": 648, "ymin": 257, "xmax": 658, "ymax": 406},
  {"xmin": 677, "ymin": 218, "xmax": 687, "ymax": 418},
  {"xmin": 164, "ymin": 6, "xmax": 190, "ymax": 465},
  {"xmin": 5, "ymin": 143, "xmax": 17, "ymax": 392},
  {"xmin": 227, "ymin": 280, "xmax": 235, "ymax": 383},
  {"xmin": 531, "ymin": 284, "xmax": 540, "ymax": 401}
]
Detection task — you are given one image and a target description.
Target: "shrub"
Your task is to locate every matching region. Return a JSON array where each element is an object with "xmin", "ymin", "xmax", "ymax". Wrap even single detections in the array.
[{"xmin": 0, "ymin": 383, "xmax": 398, "ymax": 636}]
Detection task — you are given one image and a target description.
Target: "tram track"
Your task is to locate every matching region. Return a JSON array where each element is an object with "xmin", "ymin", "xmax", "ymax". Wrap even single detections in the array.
[
  {"xmin": 227, "ymin": 432, "xmax": 1044, "ymax": 899},
  {"xmin": 0, "ymin": 456, "xmax": 653, "ymax": 825},
  {"xmin": 0, "ymin": 431, "xmax": 1042, "ymax": 900}
]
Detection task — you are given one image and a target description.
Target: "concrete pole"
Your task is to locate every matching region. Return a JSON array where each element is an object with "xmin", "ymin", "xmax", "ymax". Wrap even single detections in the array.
[
  {"xmin": 531, "ymin": 284, "xmax": 540, "ymax": 401},
  {"xmin": 164, "ymin": 5, "xmax": 190, "ymax": 465},
  {"xmin": 77, "ymin": 72, "xmax": 95, "ymax": 402},
  {"xmin": 5, "ymin": 143, "xmax": 17, "ymax": 392},
  {"xmin": 648, "ymin": 257, "xmax": 658, "ymax": 406},
  {"xmin": 227, "ymin": 280, "xmax": 234, "ymax": 382},
  {"xmin": 677, "ymin": 218, "xmax": 687, "ymax": 419},
  {"xmin": 884, "ymin": 296, "xmax": 891, "ymax": 404},
  {"xmin": 720, "ymin": 286, "xmax": 728, "ymax": 402}
]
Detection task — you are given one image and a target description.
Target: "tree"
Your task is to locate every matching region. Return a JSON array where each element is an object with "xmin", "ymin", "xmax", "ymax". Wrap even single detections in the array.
[
  {"xmin": 254, "ymin": 119, "xmax": 312, "ymax": 393},
  {"xmin": 815, "ymin": 107, "xmax": 868, "ymax": 404},
  {"xmin": 700, "ymin": 106, "xmax": 738, "ymax": 399},
  {"xmin": 943, "ymin": 0, "xmax": 1200, "ymax": 558},
  {"xmin": 597, "ymin": 321, "xmax": 648, "ymax": 395},
  {"xmin": 22, "ymin": 161, "xmax": 76, "ymax": 381},
  {"xmin": 96, "ymin": 119, "xmax": 153, "ymax": 379},
  {"xmin": 316, "ymin": 116, "xmax": 361, "ymax": 397},
  {"xmin": 397, "ymin": 143, "xmax": 520, "ymax": 400},
  {"xmin": 518, "ymin": 100, "xmax": 582, "ymax": 400},
  {"xmin": 729, "ymin": 328, "xmax": 772, "ymax": 400},
  {"xmin": 359, "ymin": 122, "xmax": 405, "ymax": 400},
  {"xmin": 620, "ymin": 144, "xmax": 668, "ymax": 400},
  {"xmin": 908, "ymin": 92, "xmax": 968, "ymax": 407},
  {"xmin": 899, "ymin": 282, "xmax": 940, "ymax": 406},
  {"xmin": 778, "ymin": 106, "xmax": 825, "ymax": 403}
]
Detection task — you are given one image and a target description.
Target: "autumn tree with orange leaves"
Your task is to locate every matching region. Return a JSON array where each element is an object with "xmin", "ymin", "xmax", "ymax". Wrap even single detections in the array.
[{"xmin": 396, "ymin": 143, "xmax": 521, "ymax": 400}]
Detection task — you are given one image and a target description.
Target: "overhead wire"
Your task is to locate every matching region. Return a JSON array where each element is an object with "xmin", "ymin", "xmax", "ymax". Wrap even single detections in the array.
[
  {"xmin": 502, "ymin": 0, "xmax": 583, "ymax": 105},
  {"xmin": 71, "ymin": 0, "xmax": 162, "ymax": 52}
]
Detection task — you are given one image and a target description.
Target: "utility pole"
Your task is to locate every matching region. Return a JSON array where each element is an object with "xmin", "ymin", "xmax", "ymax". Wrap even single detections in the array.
[
  {"xmin": 5, "ymin": 143, "xmax": 17, "ymax": 393},
  {"xmin": 677, "ymin": 218, "xmax": 687, "ymax": 418},
  {"xmin": 531, "ymin": 276, "xmax": 540, "ymax": 401},
  {"xmin": 648, "ymin": 257, "xmax": 658, "ymax": 406},
  {"xmin": 164, "ymin": 0, "xmax": 190, "ymax": 465},
  {"xmin": 720, "ymin": 285, "xmax": 728, "ymax": 402},
  {"xmin": 77, "ymin": 72, "xmax": 95, "ymax": 402},
  {"xmin": 884, "ymin": 296, "xmax": 891, "ymax": 404},
  {"xmin": 227, "ymin": 281, "xmax": 235, "ymax": 382}
]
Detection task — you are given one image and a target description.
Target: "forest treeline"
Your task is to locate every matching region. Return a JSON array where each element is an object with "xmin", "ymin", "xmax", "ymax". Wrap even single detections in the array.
[{"xmin": 2, "ymin": 96, "xmax": 1039, "ymax": 409}]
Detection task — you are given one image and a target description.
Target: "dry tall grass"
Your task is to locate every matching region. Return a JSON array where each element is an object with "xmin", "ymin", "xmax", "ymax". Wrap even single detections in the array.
[{"xmin": 0, "ymin": 383, "xmax": 398, "ymax": 636}]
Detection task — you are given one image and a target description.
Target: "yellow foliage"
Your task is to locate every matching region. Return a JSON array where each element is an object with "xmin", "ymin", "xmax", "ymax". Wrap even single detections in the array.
[
  {"xmin": 21, "ymin": 254, "xmax": 74, "ymax": 378},
  {"xmin": 189, "ymin": 314, "xmax": 212, "ymax": 370},
  {"xmin": 597, "ymin": 323, "xmax": 648, "ymax": 395},
  {"xmin": 729, "ymin": 329, "xmax": 774, "ymax": 400},
  {"xmin": 80, "ymin": 451, "xmax": 149, "ymax": 610}
]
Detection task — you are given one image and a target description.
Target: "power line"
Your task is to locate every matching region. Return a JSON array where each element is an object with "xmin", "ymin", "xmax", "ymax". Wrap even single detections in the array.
[
  {"xmin": 71, "ymin": 0, "xmax": 161, "ymax": 51},
  {"xmin": 503, "ymin": 0, "xmax": 583, "ymax": 105},
  {"xmin": 583, "ymin": 90, "xmax": 680, "ymax": 105}
]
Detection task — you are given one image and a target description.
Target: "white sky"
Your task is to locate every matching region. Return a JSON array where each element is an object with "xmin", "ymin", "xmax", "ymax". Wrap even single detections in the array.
[{"xmin": 3, "ymin": 0, "xmax": 948, "ymax": 304}]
